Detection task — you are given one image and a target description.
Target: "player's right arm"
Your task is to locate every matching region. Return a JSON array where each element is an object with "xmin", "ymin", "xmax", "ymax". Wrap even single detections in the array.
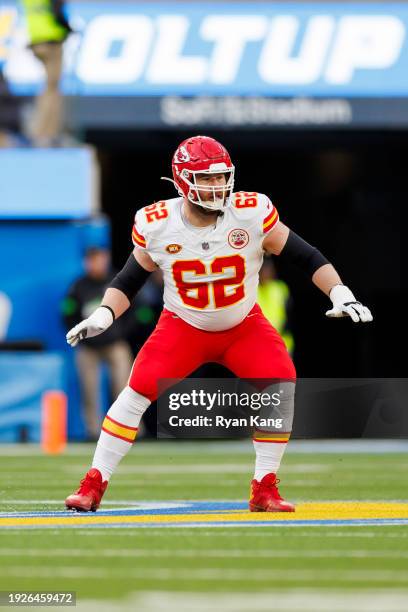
[{"xmin": 66, "ymin": 247, "xmax": 156, "ymax": 348}]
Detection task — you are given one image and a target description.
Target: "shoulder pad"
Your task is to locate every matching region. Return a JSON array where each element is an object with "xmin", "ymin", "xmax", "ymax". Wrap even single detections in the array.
[
  {"xmin": 230, "ymin": 192, "xmax": 279, "ymax": 234},
  {"xmin": 132, "ymin": 198, "xmax": 178, "ymax": 247}
]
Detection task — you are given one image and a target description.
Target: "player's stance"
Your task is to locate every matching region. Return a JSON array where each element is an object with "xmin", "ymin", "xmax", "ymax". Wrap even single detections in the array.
[{"xmin": 65, "ymin": 136, "xmax": 372, "ymax": 513}]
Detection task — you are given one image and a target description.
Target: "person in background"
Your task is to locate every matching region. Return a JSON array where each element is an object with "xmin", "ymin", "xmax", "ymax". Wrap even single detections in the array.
[
  {"xmin": 257, "ymin": 259, "xmax": 294, "ymax": 355},
  {"xmin": 20, "ymin": 0, "xmax": 72, "ymax": 146},
  {"xmin": 61, "ymin": 247, "xmax": 133, "ymax": 440}
]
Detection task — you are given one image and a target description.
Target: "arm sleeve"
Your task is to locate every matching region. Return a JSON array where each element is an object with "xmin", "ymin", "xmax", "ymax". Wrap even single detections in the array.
[
  {"xmin": 279, "ymin": 230, "xmax": 329, "ymax": 277},
  {"xmin": 109, "ymin": 254, "xmax": 151, "ymax": 302}
]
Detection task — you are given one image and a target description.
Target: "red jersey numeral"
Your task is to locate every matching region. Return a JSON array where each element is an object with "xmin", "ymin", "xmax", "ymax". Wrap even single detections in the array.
[
  {"xmin": 172, "ymin": 255, "xmax": 245, "ymax": 310},
  {"xmin": 172, "ymin": 260, "xmax": 209, "ymax": 309},
  {"xmin": 145, "ymin": 201, "xmax": 168, "ymax": 223},
  {"xmin": 212, "ymin": 255, "xmax": 245, "ymax": 307},
  {"xmin": 235, "ymin": 192, "xmax": 258, "ymax": 208}
]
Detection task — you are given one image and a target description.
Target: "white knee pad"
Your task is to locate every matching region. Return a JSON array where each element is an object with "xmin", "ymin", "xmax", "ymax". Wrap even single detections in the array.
[{"xmin": 108, "ymin": 386, "xmax": 151, "ymax": 425}]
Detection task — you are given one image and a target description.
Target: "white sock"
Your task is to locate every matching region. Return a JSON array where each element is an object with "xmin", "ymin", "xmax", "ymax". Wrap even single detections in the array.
[
  {"xmin": 253, "ymin": 439, "xmax": 289, "ymax": 481},
  {"xmin": 92, "ymin": 386, "xmax": 151, "ymax": 481}
]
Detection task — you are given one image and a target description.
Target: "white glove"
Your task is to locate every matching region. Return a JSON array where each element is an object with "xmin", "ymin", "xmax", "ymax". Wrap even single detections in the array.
[
  {"xmin": 326, "ymin": 285, "xmax": 373, "ymax": 323},
  {"xmin": 66, "ymin": 306, "xmax": 114, "ymax": 347}
]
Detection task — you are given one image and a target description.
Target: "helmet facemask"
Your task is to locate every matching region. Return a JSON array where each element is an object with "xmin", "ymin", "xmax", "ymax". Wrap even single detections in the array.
[{"xmin": 180, "ymin": 163, "xmax": 235, "ymax": 212}]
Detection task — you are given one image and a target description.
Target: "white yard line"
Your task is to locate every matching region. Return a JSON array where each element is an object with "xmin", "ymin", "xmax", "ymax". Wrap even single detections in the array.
[
  {"xmin": 0, "ymin": 439, "xmax": 408, "ymax": 456},
  {"xmin": 73, "ymin": 590, "xmax": 408, "ymax": 612},
  {"xmin": 60, "ymin": 463, "xmax": 330, "ymax": 475},
  {"xmin": 1, "ymin": 498, "xmax": 408, "ymax": 506},
  {"xmin": 7, "ymin": 477, "xmax": 321, "ymax": 487},
  {"xmin": 0, "ymin": 547, "xmax": 407, "ymax": 559},
  {"xmin": 2, "ymin": 528, "xmax": 407, "ymax": 537},
  {"xmin": 2, "ymin": 567, "xmax": 408, "ymax": 583}
]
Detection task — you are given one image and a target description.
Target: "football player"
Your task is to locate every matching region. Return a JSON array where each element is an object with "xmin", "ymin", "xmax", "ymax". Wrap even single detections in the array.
[{"xmin": 65, "ymin": 136, "xmax": 372, "ymax": 513}]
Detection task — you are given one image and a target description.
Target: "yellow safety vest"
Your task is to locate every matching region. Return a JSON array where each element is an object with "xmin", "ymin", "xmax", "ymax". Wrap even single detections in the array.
[
  {"xmin": 257, "ymin": 280, "xmax": 294, "ymax": 354},
  {"xmin": 21, "ymin": 0, "xmax": 68, "ymax": 45}
]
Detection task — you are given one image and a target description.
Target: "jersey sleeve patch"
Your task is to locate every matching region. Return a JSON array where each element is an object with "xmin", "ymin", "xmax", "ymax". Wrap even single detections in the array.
[
  {"xmin": 263, "ymin": 206, "xmax": 279, "ymax": 234},
  {"xmin": 131, "ymin": 222, "xmax": 147, "ymax": 248}
]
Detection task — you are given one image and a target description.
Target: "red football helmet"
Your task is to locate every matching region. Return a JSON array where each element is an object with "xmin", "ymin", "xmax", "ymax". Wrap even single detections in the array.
[{"xmin": 167, "ymin": 135, "xmax": 235, "ymax": 211}]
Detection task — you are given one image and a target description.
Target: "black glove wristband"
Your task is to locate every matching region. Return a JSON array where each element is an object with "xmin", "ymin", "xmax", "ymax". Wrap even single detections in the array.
[{"xmin": 99, "ymin": 305, "xmax": 116, "ymax": 321}]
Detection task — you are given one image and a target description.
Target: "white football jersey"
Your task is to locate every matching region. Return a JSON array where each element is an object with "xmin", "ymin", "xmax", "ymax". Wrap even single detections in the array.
[{"xmin": 131, "ymin": 192, "xmax": 279, "ymax": 332}]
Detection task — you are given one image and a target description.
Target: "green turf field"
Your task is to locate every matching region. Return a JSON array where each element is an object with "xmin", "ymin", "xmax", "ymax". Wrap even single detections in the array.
[{"xmin": 0, "ymin": 441, "xmax": 407, "ymax": 611}]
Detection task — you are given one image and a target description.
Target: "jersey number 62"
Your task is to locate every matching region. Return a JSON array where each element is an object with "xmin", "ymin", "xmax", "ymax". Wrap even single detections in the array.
[{"xmin": 172, "ymin": 255, "xmax": 245, "ymax": 309}]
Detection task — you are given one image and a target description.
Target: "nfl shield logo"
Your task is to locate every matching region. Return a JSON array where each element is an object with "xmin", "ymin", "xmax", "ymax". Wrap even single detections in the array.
[{"xmin": 202, "ymin": 242, "xmax": 210, "ymax": 250}]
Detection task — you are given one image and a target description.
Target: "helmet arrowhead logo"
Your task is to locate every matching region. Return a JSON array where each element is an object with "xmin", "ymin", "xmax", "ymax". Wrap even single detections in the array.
[{"xmin": 174, "ymin": 146, "xmax": 190, "ymax": 163}]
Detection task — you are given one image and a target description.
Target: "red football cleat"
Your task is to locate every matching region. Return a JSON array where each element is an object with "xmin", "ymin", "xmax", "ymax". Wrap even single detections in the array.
[
  {"xmin": 249, "ymin": 473, "xmax": 295, "ymax": 512},
  {"xmin": 65, "ymin": 468, "xmax": 108, "ymax": 512}
]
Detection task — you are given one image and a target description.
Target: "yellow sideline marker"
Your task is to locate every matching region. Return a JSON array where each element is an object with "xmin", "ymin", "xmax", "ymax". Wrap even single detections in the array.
[{"xmin": 1, "ymin": 503, "xmax": 408, "ymax": 528}]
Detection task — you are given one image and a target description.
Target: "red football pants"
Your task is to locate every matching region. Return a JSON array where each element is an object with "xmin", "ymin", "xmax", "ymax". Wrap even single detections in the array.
[{"xmin": 128, "ymin": 303, "xmax": 296, "ymax": 401}]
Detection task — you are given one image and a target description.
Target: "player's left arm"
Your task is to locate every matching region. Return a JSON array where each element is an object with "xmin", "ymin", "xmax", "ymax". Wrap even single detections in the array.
[{"xmin": 262, "ymin": 221, "xmax": 373, "ymax": 323}]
